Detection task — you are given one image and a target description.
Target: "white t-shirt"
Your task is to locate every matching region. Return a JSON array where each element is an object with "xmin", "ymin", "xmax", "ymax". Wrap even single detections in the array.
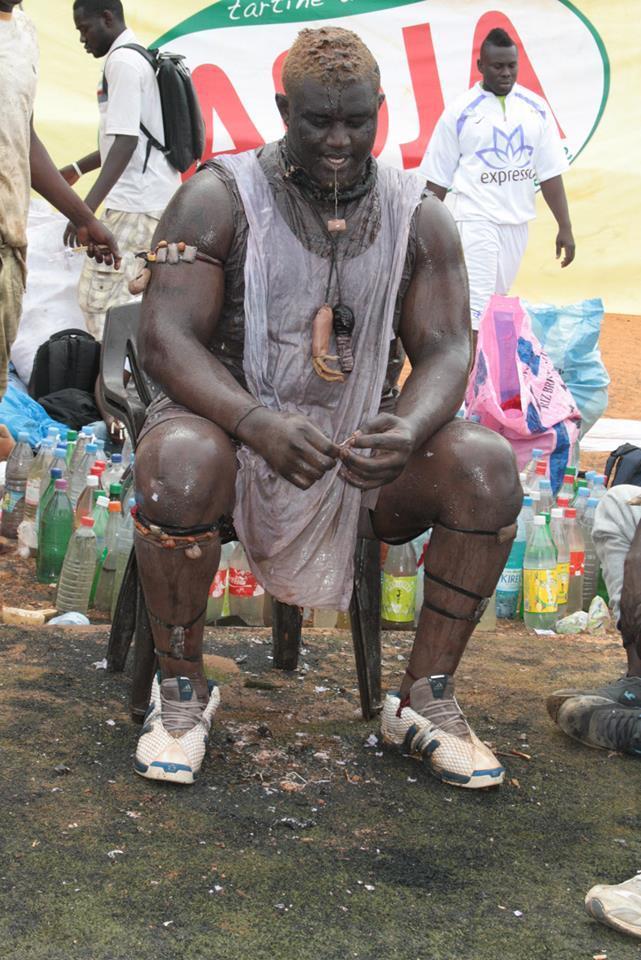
[
  {"xmin": 419, "ymin": 82, "xmax": 568, "ymax": 225},
  {"xmin": 98, "ymin": 29, "xmax": 180, "ymax": 213},
  {"xmin": 0, "ymin": 9, "xmax": 38, "ymax": 249}
]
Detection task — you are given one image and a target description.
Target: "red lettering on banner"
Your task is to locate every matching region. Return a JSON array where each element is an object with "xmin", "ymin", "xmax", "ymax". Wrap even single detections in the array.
[
  {"xmin": 399, "ymin": 23, "xmax": 445, "ymax": 169},
  {"xmin": 469, "ymin": 12, "xmax": 565, "ymax": 138},
  {"xmin": 183, "ymin": 63, "xmax": 265, "ymax": 177}
]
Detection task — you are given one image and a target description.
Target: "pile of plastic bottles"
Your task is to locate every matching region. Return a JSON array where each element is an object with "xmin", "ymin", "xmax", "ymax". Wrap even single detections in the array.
[
  {"xmin": 497, "ymin": 449, "xmax": 608, "ymax": 631},
  {"xmin": 1, "ymin": 427, "xmax": 134, "ymax": 617}
]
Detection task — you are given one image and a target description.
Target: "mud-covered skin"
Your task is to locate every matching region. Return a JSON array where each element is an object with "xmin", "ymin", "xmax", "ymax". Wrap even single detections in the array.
[{"xmin": 136, "ymin": 73, "xmax": 521, "ymax": 701}]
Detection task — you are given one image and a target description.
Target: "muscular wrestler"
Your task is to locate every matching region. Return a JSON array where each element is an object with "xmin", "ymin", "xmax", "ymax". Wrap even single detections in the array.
[{"xmin": 132, "ymin": 27, "xmax": 522, "ymax": 789}]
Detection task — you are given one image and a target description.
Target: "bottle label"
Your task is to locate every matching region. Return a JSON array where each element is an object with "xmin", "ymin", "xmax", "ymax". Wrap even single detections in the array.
[
  {"xmin": 556, "ymin": 562, "xmax": 570, "ymax": 605},
  {"xmin": 2, "ymin": 489, "xmax": 24, "ymax": 514},
  {"xmin": 523, "ymin": 568, "xmax": 557, "ymax": 613},
  {"xmin": 381, "ymin": 574, "xmax": 416, "ymax": 622},
  {"xmin": 570, "ymin": 550, "xmax": 585, "ymax": 577},
  {"xmin": 25, "ymin": 479, "xmax": 41, "ymax": 508},
  {"xmin": 209, "ymin": 568, "xmax": 228, "ymax": 600},
  {"xmin": 228, "ymin": 567, "xmax": 265, "ymax": 598}
]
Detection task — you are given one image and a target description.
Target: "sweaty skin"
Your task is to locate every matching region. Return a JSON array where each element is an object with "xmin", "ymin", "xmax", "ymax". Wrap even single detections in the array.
[{"xmin": 135, "ymin": 76, "xmax": 522, "ymax": 701}]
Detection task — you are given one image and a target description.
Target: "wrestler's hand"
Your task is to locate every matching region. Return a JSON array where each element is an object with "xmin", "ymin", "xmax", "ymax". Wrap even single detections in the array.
[
  {"xmin": 238, "ymin": 408, "xmax": 340, "ymax": 490},
  {"xmin": 339, "ymin": 413, "xmax": 414, "ymax": 490},
  {"xmin": 556, "ymin": 226, "xmax": 575, "ymax": 267}
]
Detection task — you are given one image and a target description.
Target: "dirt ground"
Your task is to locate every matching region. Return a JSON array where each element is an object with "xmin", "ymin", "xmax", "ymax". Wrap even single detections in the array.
[{"xmin": 0, "ymin": 314, "xmax": 640, "ymax": 959}]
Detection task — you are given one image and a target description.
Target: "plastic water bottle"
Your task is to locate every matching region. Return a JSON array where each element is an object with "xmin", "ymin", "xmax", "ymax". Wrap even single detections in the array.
[
  {"xmin": 591, "ymin": 475, "xmax": 607, "ymax": 501},
  {"xmin": 523, "ymin": 448, "xmax": 545, "ymax": 492},
  {"xmin": 523, "ymin": 515, "xmax": 558, "ymax": 630},
  {"xmin": 110, "ymin": 499, "xmax": 136, "ymax": 619},
  {"xmin": 564, "ymin": 507, "xmax": 585, "ymax": 615},
  {"xmin": 120, "ymin": 432, "xmax": 133, "ymax": 468},
  {"xmin": 537, "ymin": 479, "xmax": 553, "ymax": 517},
  {"xmin": 574, "ymin": 486, "xmax": 590, "ymax": 522},
  {"xmin": 520, "ymin": 495, "xmax": 536, "ymax": 546},
  {"xmin": 585, "ymin": 470, "xmax": 597, "ymax": 492},
  {"xmin": 207, "ymin": 544, "xmax": 230, "ymax": 624},
  {"xmin": 68, "ymin": 426, "xmax": 94, "ymax": 474},
  {"xmin": 50, "ymin": 445, "xmax": 68, "ymax": 479},
  {"xmin": 89, "ymin": 495, "xmax": 111, "ymax": 605},
  {"xmin": 413, "ymin": 531, "xmax": 430, "ymax": 626},
  {"xmin": 56, "ymin": 516, "xmax": 98, "ymax": 615},
  {"xmin": 228, "ymin": 542, "xmax": 265, "ymax": 626},
  {"xmin": 475, "ymin": 590, "xmax": 497, "ymax": 632},
  {"xmin": 23, "ymin": 439, "xmax": 53, "ymax": 524},
  {"xmin": 101, "ymin": 453, "xmax": 124, "ymax": 492},
  {"xmin": 1, "ymin": 432, "xmax": 34, "ymax": 538},
  {"xmin": 581, "ymin": 498, "xmax": 601, "ymax": 612},
  {"xmin": 37, "ymin": 466, "xmax": 64, "ymax": 531},
  {"xmin": 557, "ymin": 473, "xmax": 574, "ymax": 504},
  {"xmin": 36, "ymin": 478, "xmax": 74, "ymax": 583},
  {"xmin": 94, "ymin": 500, "xmax": 122, "ymax": 612},
  {"xmin": 549, "ymin": 507, "xmax": 570, "ymax": 620},
  {"xmin": 496, "ymin": 503, "xmax": 527, "ymax": 619},
  {"xmin": 381, "ymin": 542, "xmax": 417, "ymax": 631},
  {"xmin": 74, "ymin": 475, "xmax": 101, "ymax": 527},
  {"xmin": 529, "ymin": 460, "xmax": 548, "ymax": 496},
  {"xmin": 69, "ymin": 443, "xmax": 98, "ymax": 507}
]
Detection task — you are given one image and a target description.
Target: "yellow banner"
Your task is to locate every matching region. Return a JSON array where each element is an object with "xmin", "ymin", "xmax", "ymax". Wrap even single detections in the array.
[{"xmin": 28, "ymin": 0, "xmax": 641, "ymax": 314}]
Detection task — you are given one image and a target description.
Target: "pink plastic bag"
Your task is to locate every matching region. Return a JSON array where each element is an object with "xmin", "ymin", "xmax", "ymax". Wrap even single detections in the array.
[{"xmin": 465, "ymin": 296, "xmax": 581, "ymax": 492}]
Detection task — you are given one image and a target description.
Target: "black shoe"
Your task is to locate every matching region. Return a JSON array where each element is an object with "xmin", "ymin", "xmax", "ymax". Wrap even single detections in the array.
[{"xmin": 546, "ymin": 677, "xmax": 641, "ymax": 754}]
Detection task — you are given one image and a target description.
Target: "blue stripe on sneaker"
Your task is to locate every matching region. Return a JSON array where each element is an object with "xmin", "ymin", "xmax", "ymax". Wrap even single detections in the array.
[
  {"xmin": 134, "ymin": 758, "xmax": 149, "ymax": 773},
  {"xmin": 150, "ymin": 761, "xmax": 192, "ymax": 774},
  {"xmin": 471, "ymin": 767, "xmax": 504, "ymax": 779}
]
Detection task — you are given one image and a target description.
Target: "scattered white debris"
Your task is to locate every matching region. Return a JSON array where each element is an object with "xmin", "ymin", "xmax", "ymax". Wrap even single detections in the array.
[
  {"xmin": 92, "ymin": 659, "xmax": 108, "ymax": 670},
  {"xmin": 107, "ymin": 849, "xmax": 124, "ymax": 859},
  {"xmin": 105, "ymin": 719, "xmax": 116, "ymax": 727},
  {"xmin": 363, "ymin": 734, "xmax": 379, "ymax": 748}
]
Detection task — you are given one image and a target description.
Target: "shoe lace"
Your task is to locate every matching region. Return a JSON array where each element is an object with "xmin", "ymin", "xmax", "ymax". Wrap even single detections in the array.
[
  {"xmin": 416, "ymin": 694, "xmax": 470, "ymax": 741},
  {"xmin": 160, "ymin": 691, "xmax": 207, "ymax": 736}
]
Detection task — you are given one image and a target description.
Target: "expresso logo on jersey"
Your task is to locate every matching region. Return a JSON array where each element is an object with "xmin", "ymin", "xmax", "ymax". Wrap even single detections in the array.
[
  {"xmin": 476, "ymin": 125, "xmax": 533, "ymax": 169},
  {"xmin": 480, "ymin": 167, "xmax": 536, "ymax": 185}
]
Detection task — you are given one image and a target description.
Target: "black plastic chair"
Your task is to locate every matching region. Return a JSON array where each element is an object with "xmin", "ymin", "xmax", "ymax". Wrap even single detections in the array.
[{"xmin": 101, "ymin": 302, "xmax": 382, "ymax": 721}]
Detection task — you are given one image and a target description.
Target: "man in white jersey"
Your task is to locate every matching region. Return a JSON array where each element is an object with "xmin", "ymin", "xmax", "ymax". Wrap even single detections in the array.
[
  {"xmin": 0, "ymin": 0, "xmax": 119, "ymax": 400},
  {"xmin": 419, "ymin": 27, "xmax": 575, "ymax": 332},
  {"xmin": 61, "ymin": 0, "xmax": 180, "ymax": 341}
]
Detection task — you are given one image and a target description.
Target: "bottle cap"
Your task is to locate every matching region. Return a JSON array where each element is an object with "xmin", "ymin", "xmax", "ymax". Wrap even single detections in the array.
[
  {"xmin": 96, "ymin": 496, "xmax": 109, "ymax": 508},
  {"xmin": 535, "ymin": 461, "xmax": 547, "ymax": 475},
  {"xmin": 587, "ymin": 498, "xmax": 598, "ymax": 506},
  {"xmin": 50, "ymin": 467, "xmax": 63, "ymax": 479},
  {"xmin": 128, "ymin": 498, "xmax": 136, "ymax": 508},
  {"xmin": 523, "ymin": 495, "xmax": 532, "ymax": 506},
  {"xmin": 532, "ymin": 448, "xmax": 544, "ymax": 458},
  {"xmin": 563, "ymin": 474, "xmax": 573, "ymax": 483},
  {"xmin": 85, "ymin": 443, "xmax": 98, "ymax": 453},
  {"xmin": 54, "ymin": 478, "xmax": 67, "ymax": 491},
  {"xmin": 18, "ymin": 431, "xmax": 30, "ymax": 443},
  {"xmin": 54, "ymin": 446, "xmax": 67, "ymax": 456},
  {"xmin": 111, "ymin": 453, "xmax": 122, "ymax": 463},
  {"xmin": 565, "ymin": 508, "xmax": 577, "ymax": 518},
  {"xmin": 67, "ymin": 430, "xmax": 78, "ymax": 441},
  {"xmin": 551, "ymin": 507, "xmax": 563, "ymax": 518},
  {"xmin": 557, "ymin": 497, "xmax": 570, "ymax": 507},
  {"xmin": 539, "ymin": 479, "xmax": 551, "ymax": 490},
  {"xmin": 578, "ymin": 487, "xmax": 589, "ymax": 497},
  {"xmin": 566, "ymin": 467, "xmax": 577, "ymax": 477},
  {"xmin": 533, "ymin": 515, "xmax": 545, "ymax": 526},
  {"xmin": 93, "ymin": 461, "xmax": 107, "ymax": 474},
  {"xmin": 87, "ymin": 475, "xmax": 99, "ymax": 487},
  {"xmin": 80, "ymin": 516, "xmax": 95, "ymax": 527},
  {"xmin": 576, "ymin": 479, "xmax": 589, "ymax": 489},
  {"xmin": 593, "ymin": 475, "xmax": 605, "ymax": 485},
  {"xmin": 108, "ymin": 501, "xmax": 122, "ymax": 513},
  {"xmin": 82, "ymin": 426, "xmax": 94, "ymax": 436},
  {"xmin": 109, "ymin": 483, "xmax": 122, "ymax": 497}
]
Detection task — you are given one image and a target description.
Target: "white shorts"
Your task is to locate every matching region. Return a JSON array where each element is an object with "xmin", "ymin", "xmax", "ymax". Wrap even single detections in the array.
[{"xmin": 456, "ymin": 220, "xmax": 529, "ymax": 331}]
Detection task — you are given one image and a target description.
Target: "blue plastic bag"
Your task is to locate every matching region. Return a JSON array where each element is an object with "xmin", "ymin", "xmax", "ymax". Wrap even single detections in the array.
[
  {"xmin": 0, "ymin": 382, "xmax": 67, "ymax": 447},
  {"xmin": 524, "ymin": 299, "xmax": 609, "ymax": 436}
]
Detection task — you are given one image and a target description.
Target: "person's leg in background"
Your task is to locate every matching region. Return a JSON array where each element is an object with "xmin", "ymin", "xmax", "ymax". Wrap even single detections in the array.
[
  {"xmin": 77, "ymin": 209, "xmax": 162, "ymax": 341},
  {"xmin": 546, "ymin": 485, "xmax": 641, "ymax": 751},
  {"xmin": 495, "ymin": 222, "xmax": 528, "ymax": 300},
  {"xmin": 456, "ymin": 220, "xmax": 501, "ymax": 347},
  {"xmin": 0, "ymin": 245, "xmax": 25, "ymax": 401}
]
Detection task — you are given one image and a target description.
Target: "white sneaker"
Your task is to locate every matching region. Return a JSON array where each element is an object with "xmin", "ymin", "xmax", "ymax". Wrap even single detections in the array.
[
  {"xmin": 585, "ymin": 874, "xmax": 641, "ymax": 938},
  {"xmin": 381, "ymin": 675, "xmax": 505, "ymax": 789},
  {"xmin": 134, "ymin": 674, "xmax": 220, "ymax": 784}
]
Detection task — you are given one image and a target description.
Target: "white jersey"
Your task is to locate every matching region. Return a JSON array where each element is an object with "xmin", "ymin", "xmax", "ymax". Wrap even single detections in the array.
[
  {"xmin": 420, "ymin": 81, "xmax": 568, "ymax": 225},
  {"xmin": 97, "ymin": 28, "xmax": 180, "ymax": 213}
]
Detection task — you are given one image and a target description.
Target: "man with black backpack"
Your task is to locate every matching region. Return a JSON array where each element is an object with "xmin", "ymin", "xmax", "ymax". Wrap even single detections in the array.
[{"xmin": 61, "ymin": 0, "xmax": 184, "ymax": 340}]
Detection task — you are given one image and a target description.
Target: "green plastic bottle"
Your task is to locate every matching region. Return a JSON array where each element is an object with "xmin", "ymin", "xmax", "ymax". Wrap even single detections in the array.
[{"xmin": 36, "ymin": 478, "xmax": 74, "ymax": 584}]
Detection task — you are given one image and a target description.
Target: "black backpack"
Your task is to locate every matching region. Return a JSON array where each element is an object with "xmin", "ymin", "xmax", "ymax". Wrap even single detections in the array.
[
  {"xmin": 29, "ymin": 329, "xmax": 101, "ymax": 400},
  {"xmin": 105, "ymin": 44, "xmax": 205, "ymax": 174},
  {"xmin": 604, "ymin": 444, "xmax": 641, "ymax": 488}
]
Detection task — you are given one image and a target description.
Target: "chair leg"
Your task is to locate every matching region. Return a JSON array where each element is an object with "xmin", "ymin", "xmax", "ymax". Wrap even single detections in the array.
[
  {"xmin": 271, "ymin": 600, "xmax": 302, "ymax": 671},
  {"xmin": 106, "ymin": 548, "xmax": 137, "ymax": 672},
  {"xmin": 350, "ymin": 538, "xmax": 382, "ymax": 720},
  {"xmin": 130, "ymin": 580, "xmax": 157, "ymax": 723}
]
